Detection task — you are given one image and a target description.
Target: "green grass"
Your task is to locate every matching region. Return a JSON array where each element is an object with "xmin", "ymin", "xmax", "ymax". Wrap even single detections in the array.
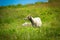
[{"xmin": 0, "ymin": 4, "xmax": 60, "ymax": 40}]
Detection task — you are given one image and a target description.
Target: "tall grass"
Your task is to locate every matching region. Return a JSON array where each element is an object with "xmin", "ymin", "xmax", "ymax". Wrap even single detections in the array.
[{"xmin": 0, "ymin": 4, "xmax": 60, "ymax": 40}]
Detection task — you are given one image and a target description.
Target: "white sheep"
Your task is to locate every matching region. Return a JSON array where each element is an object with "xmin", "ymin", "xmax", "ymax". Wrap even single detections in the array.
[
  {"xmin": 25, "ymin": 15, "xmax": 42, "ymax": 27},
  {"xmin": 22, "ymin": 22, "xmax": 32, "ymax": 26}
]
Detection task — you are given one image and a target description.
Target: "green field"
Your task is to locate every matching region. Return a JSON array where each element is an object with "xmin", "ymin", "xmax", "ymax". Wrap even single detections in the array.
[{"xmin": 0, "ymin": 3, "xmax": 60, "ymax": 40}]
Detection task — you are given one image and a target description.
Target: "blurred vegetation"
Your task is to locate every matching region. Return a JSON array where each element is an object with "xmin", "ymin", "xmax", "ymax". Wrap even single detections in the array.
[
  {"xmin": 0, "ymin": 1, "xmax": 60, "ymax": 40},
  {"xmin": 49, "ymin": 0, "xmax": 60, "ymax": 2}
]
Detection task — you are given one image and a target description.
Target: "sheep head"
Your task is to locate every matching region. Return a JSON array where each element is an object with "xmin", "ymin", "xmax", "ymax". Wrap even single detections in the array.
[{"xmin": 24, "ymin": 15, "xmax": 32, "ymax": 20}]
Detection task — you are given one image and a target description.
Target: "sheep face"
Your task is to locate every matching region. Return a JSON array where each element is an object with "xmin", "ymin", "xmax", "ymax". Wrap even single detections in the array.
[
  {"xmin": 24, "ymin": 16, "xmax": 34, "ymax": 25},
  {"xmin": 24, "ymin": 16, "xmax": 31, "ymax": 20}
]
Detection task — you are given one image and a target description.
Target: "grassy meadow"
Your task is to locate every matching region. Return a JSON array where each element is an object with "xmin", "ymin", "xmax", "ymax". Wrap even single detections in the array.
[{"xmin": 0, "ymin": 3, "xmax": 60, "ymax": 40}]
